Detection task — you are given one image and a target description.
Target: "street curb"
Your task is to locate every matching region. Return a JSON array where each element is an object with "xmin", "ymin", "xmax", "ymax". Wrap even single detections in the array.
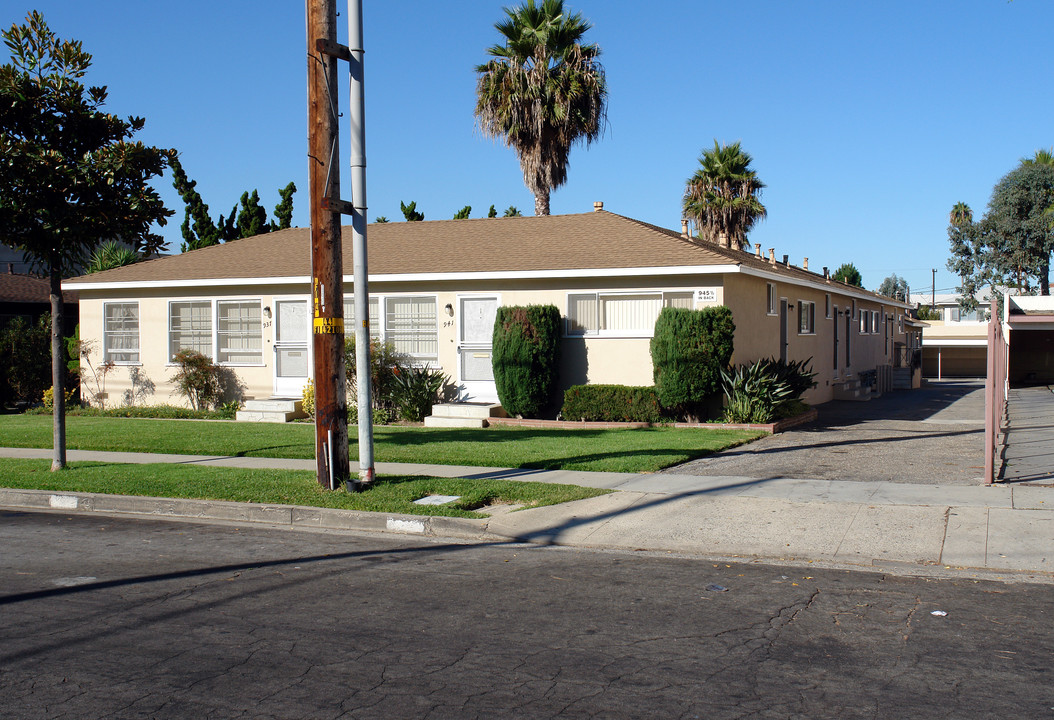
[{"xmin": 0, "ymin": 488, "xmax": 502, "ymax": 542}]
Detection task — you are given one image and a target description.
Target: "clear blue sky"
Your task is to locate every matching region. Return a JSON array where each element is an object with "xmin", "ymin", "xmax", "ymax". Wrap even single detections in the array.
[{"xmin": 8, "ymin": 1, "xmax": 1053, "ymax": 296}]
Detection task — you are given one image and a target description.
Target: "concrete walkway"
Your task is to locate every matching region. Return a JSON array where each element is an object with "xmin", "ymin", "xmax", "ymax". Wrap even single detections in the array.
[
  {"xmin": 1001, "ymin": 385, "xmax": 1054, "ymax": 484},
  {"xmin": 2, "ymin": 446, "xmax": 1052, "ymax": 583}
]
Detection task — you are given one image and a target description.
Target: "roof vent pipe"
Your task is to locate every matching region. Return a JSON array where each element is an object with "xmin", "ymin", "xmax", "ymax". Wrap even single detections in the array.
[
  {"xmin": 593, "ymin": 201, "xmax": 603, "ymax": 212},
  {"xmin": 681, "ymin": 219, "xmax": 689, "ymax": 238},
  {"xmin": 755, "ymin": 243, "xmax": 762, "ymax": 258},
  {"xmin": 6, "ymin": 263, "xmax": 13, "ymax": 274},
  {"xmin": 823, "ymin": 266, "xmax": 829, "ymax": 279},
  {"xmin": 782, "ymin": 254, "xmax": 789, "ymax": 265},
  {"xmin": 803, "ymin": 257, "xmax": 809, "ymax": 270},
  {"xmin": 768, "ymin": 248, "xmax": 775, "ymax": 263}
]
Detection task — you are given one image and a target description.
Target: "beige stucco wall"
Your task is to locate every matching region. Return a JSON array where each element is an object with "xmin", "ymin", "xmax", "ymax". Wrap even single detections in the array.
[{"xmin": 75, "ymin": 270, "xmax": 911, "ymax": 410}]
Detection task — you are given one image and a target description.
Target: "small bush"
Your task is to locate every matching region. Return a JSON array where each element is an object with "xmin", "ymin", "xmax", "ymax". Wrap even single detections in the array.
[
  {"xmin": 492, "ymin": 305, "xmax": 561, "ymax": 418},
  {"xmin": 302, "ymin": 379, "xmax": 316, "ymax": 418},
  {"xmin": 42, "ymin": 386, "xmax": 77, "ymax": 411},
  {"xmin": 392, "ymin": 364, "xmax": 449, "ymax": 421},
  {"xmin": 349, "ymin": 404, "xmax": 392, "ymax": 426},
  {"xmin": 26, "ymin": 403, "xmax": 235, "ymax": 419},
  {"xmin": 561, "ymin": 385, "xmax": 666, "ymax": 423},
  {"xmin": 651, "ymin": 306, "xmax": 735, "ymax": 421},
  {"xmin": 344, "ymin": 337, "xmax": 407, "ymax": 414},
  {"xmin": 170, "ymin": 350, "xmax": 222, "ymax": 410}
]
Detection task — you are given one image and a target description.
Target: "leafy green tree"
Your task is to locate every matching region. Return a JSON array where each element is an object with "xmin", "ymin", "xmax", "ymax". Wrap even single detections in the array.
[
  {"xmin": 832, "ymin": 263, "xmax": 863, "ymax": 287},
  {"xmin": 270, "ymin": 181, "xmax": 296, "ymax": 231},
  {"xmin": 374, "ymin": 216, "xmax": 389, "ymax": 223},
  {"xmin": 86, "ymin": 241, "xmax": 137, "ymax": 274},
  {"xmin": 503, "ymin": 205, "xmax": 523, "ymax": 217},
  {"xmin": 475, "ymin": 0, "xmax": 607, "ymax": 216},
  {"xmin": 877, "ymin": 273, "xmax": 909, "ymax": 302},
  {"xmin": 0, "ymin": 12, "xmax": 172, "ymax": 469},
  {"xmin": 170, "ymin": 155, "xmax": 225, "ymax": 251},
  {"xmin": 487, "ymin": 204, "xmax": 498, "ymax": 218},
  {"xmin": 651, "ymin": 306, "xmax": 735, "ymax": 422},
  {"xmin": 233, "ymin": 190, "xmax": 267, "ymax": 239},
  {"xmin": 683, "ymin": 140, "xmax": 766, "ymax": 251},
  {"xmin": 0, "ymin": 314, "xmax": 52, "ymax": 406},
  {"xmin": 947, "ymin": 163, "xmax": 1054, "ymax": 304},
  {"xmin": 453, "ymin": 205, "xmax": 472, "ymax": 219},
  {"xmin": 400, "ymin": 200, "xmax": 424, "ymax": 222},
  {"xmin": 171, "ymin": 156, "xmax": 296, "ymax": 249}
]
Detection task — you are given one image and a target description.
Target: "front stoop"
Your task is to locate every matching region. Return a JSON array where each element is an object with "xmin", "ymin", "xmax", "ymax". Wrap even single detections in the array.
[
  {"xmin": 424, "ymin": 403, "xmax": 506, "ymax": 428},
  {"xmin": 236, "ymin": 399, "xmax": 308, "ymax": 423},
  {"xmin": 832, "ymin": 377, "xmax": 873, "ymax": 402}
]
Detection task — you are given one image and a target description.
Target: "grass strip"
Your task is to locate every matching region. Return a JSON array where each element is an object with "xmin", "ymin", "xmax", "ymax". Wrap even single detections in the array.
[
  {"xmin": 0, "ymin": 458, "xmax": 610, "ymax": 519},
  {"xmin": 0, "ymin": 415, "xmax": 763, "ymax": 474}
]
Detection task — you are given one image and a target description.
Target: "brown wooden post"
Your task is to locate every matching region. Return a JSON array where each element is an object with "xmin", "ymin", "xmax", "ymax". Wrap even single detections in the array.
[{"xmin": 307, "ymin": 0, "xmax": 350, "ymax": 489}]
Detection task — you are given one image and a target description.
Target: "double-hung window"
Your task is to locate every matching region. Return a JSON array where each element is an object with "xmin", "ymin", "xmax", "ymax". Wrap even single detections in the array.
[
  {"xmin": 566, "ymin": 291, "xmax": 693, "ymax": 336},
  {"xmin": 859, "ymin": 309, "xmax": 871, "ymax": 334},
  {"xmin": 169, "ymin": 301, "xmax": 212, "ymax": 360},
  {"xmin": 104, "ymin": 302, "xmax": 140, "ymax": 364},
  {"xmin": 797, "ymin": 300, "xmax": 815, "ymax": 334},
  {"xmin": 767, "ymin": 283, "xmax": 777, "ymax": 315},
  {"xmin": 344, "ymin": 295, "xmax": 437, "ymax": 362},
  {"xmin": 216, "ymin": 301, "xmax": 263, "ymax": 364}
]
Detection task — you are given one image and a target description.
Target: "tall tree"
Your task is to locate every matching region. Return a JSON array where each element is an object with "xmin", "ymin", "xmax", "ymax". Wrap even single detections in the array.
[
  {"xmin": 683, "ymin": 140, "xmax": 767, "ymax": 251},
  {"xmin": 171, "ymin": 156, "xmax": 296, "ymax": 249},
  {"xmin": 0, "ymin": 12, "xmax": 172, "ymax": 469},
  {"xmin": 832, "ymin": 263, "xmax": 863, "ymax": 288},
  {"xmin": 453, "ymin": 205, "xmax": 472, "ymax": 219},
  {"xmin": 877, "ymin": 273, "xmax": 909, "ymax": 302},
  {"xmin": 503, "ymin": 205, "xmax": 523, "ymax": 217},
  {"xmin": 400, "ymin": 200, "xmax": 424, "ymax": 221},
  {"xmin": 947, "ymin": 163, "xmax": 1054, "ymax": 304},
  {"xmin": 475, "ymin": 0, "xmax": 607, "ymax": 216}
]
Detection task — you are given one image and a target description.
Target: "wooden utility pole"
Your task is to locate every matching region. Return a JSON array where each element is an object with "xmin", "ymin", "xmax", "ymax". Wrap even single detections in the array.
[{"xmin": 307, "ymin": 0, "xmax": 351, "ymax": 489}]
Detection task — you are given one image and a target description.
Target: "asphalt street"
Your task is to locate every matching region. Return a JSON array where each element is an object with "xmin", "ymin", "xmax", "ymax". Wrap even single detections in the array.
[{"xmin": 2, "ymin": 510, "xmax": 1052, "ymax": 719}]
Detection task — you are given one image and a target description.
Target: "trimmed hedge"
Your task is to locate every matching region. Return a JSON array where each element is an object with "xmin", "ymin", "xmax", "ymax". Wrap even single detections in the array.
[
  {"xmin": 561, "ymin": 384, "xmax": 665, "ymax": 423},
  {"xmin": 492, "ymin": 305, "xmax": 562, "ymax": 418},
  {"xmin": 651, "ymin": 306, "xmax": 735, "ymax": 419}
]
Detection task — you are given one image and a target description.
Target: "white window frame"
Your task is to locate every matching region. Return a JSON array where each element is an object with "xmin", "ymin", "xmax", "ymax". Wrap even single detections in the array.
[
  {"xmin": 767, "ymin": 283, "xmax": 777, "ymax": 315},
  {"xmin": 859, "ymin": 309, "xmax": 871, "ymax": 334},
  {"xmin": 345, "ymin": 293, "xmax": 438, "ymax": 363},
  {"xmin": 565, "ymin": 290, "xmax": 694, "ymax": 338},
  {"xmin": 103, "ymin": 302, "xmax": 140, "ymax": 365},
  {"xmin": 797, "ymin": 300, "xmax": 815, "ymax": 335},
  {"xmin": 216, "ymin": 299, "xmax": 264, "ymax": 366},
  {"xmin": 168, "ymin": 300, "xmax": 213, "ymax": 361}
]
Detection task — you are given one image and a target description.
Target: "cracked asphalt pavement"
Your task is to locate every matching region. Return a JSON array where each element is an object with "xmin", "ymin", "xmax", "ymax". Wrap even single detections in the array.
[{"xmin": 2, "ymin": 510, "xmax": 1052, "ymax": 719}]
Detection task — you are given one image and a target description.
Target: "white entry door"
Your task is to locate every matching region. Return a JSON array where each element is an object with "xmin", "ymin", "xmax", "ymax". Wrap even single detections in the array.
[
  {"xmin": 274, "ymin": 299, "xmax": 310, "ymax": 397},
  {"xmin": 458, "ymin": 296, "xmax": 498, "ymax": 402}
]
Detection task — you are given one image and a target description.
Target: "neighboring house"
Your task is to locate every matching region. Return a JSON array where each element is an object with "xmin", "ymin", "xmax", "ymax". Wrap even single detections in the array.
[
  {"xmin": 0, "ymin": 246, "xmax": 35, "ymax": 276},
  {"xmin": 64, "ymin": 206, "xmax": 914, "ymax": 410},
  {"xmin": 911, "ymin": 292, "xmax": 988, "ymax": 379},
  {"xmin": 1001, "ymin": 294, "xmax": 1054, "ymax": 385},
  {"xmin": 0, "ymin": 267, "xmax": 78, "ymax": 334}
]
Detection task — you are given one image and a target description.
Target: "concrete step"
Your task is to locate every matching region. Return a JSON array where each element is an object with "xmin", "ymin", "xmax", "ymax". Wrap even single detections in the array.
[
  {"xmin": 236, "ymin": 398, "xmax": 307, "ymax": 423},
  {"xmin": 429, "ymin": 403, "xmax": 505, "ymax": 419},
  {"xmin": 423, "ymin": 416, "xmax": 487, "ymax": 429}
]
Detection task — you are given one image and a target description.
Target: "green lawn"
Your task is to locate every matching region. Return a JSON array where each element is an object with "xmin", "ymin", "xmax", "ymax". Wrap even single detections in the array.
[
  {"xmin": 0, "ymin": 415, "xmax": 763, "ymax": 473},
  {"xmin": 0, "ymin": 458, "xmax": 609, "ymax": 519}
]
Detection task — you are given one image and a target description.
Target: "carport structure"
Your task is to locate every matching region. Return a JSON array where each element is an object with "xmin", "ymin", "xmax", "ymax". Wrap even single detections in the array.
[{"xmin": 986, "ymin": 294, "xmax": 1054, "ymax": 484}]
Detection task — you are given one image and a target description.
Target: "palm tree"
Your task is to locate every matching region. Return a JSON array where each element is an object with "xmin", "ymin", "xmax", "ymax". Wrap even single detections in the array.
[
  {"xmin": 949, "ymin": 201, "xmax": 972, "ymax": 227},
  {"xmin": 683, "ymin": 141, "xmax": 766, "ymax": 251},
  {"xmin": 1021, "ymin": 148, "xmax": 1054, "ymax": 166},
  {"xmin": 474, "ymin": 0, "xmax": 607, "ymax": 216}
]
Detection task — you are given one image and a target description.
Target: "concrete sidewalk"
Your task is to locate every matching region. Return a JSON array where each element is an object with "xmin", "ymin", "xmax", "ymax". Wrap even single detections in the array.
[{"xmin": 2, "ymin": 447, "xmax": 1051, "ymax": 582}]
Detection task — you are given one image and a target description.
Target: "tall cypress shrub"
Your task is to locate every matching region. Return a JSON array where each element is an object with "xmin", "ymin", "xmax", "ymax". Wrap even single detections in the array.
[
  {"xmin": 651, "ymin": 306, "xmax": 735, "ymax": 420},
  {"xmin": 492, "ymin": 305, "xmax": 561, "ymax": 417}
]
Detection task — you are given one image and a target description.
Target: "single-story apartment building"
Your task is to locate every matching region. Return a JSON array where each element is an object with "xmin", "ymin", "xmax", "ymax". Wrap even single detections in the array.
[
  {"xmin": 910, "ymin": 292, "xmax": 987, "ymax": 379},
  {"xmin": 64, "ymin": 206, "xmax": 915, "ymax": 410}
]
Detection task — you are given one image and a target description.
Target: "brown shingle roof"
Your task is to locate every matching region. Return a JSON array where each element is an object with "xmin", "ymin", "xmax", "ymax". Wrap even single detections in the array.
[
  {"xmin": 0, "ymin": 272, "xmax": 77, "ymax": 303},
  {"xmin": 63, "ymin": 210, "xmax": 904, "ymax": 305}
]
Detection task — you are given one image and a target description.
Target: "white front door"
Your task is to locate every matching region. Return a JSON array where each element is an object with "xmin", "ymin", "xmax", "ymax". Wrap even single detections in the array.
[
  {"xmin": 458, "ymin": 295, "xmax": 498, "ymax": 402},
  {"xmin": 273, "ymin": 299, "xmax": 310, "ymax": 398}
]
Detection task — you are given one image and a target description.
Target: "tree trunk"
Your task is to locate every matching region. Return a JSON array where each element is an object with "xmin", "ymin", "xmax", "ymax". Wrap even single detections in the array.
[
  {"xmin": 50, "ymin": 253, "xmax": 66, "ymax": 471},
  {"xmin": 1041, "ymin": 259, "xmax": 1050, "ymax": 296},
  {"xmin": 534, "ymin": 189, "xmax": 550, "ymax": 216}
]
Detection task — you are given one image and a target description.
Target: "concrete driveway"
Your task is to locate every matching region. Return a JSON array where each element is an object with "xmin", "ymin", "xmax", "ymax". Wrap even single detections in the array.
[{"xmin": 668, "ymin": 380, "xmax": 986, "ymax": 485}]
